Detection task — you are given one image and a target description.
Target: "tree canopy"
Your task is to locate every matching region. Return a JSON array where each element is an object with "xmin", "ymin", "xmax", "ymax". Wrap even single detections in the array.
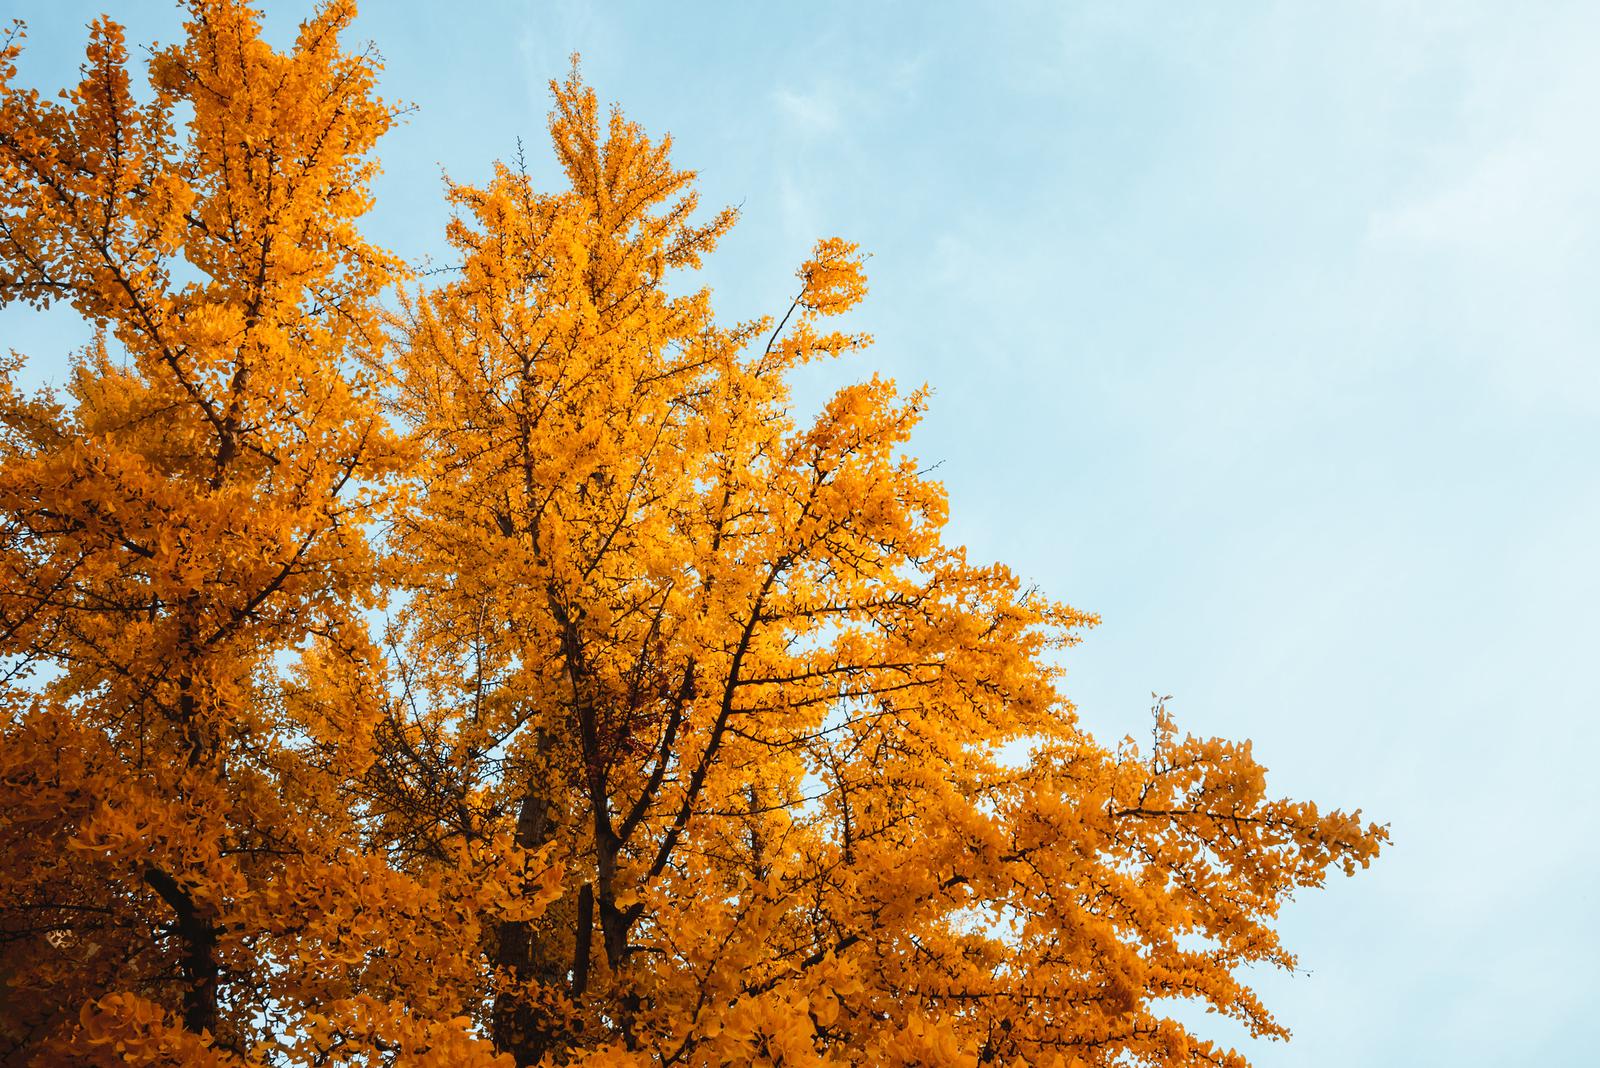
[{"xmin": 0, "ymin": 3, "xmax": 1386, "ymax": 1065}]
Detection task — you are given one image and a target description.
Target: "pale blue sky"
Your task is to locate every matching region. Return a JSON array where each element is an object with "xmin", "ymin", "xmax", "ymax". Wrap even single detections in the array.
[{"xmin": 7, "ymin": 3, "xmax": 1598, "ymax": 1063}]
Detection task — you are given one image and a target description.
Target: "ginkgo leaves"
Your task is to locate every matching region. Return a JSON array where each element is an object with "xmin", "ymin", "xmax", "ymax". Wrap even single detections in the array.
[
  {"xmin": 0, "ymin": 3, "xmax": 1386, "ymax": 1066},
  {"xmin": 0, "ymin": 1, "xmax": 452, "ymax": 1063}
]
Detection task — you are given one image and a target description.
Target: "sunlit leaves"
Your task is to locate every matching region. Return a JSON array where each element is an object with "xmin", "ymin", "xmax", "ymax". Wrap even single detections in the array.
[{"xmin": 0, "ymin": 4, "xmax": 1386, "ymax": 1066}]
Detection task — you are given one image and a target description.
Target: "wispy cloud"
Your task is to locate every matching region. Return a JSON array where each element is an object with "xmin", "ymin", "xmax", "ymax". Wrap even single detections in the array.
[{"xmin": 774, "ymin": 84, "xmax": 842, "ymax": 135}]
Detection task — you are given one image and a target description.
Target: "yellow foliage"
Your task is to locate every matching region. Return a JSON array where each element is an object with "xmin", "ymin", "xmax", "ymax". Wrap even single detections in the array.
[{"xmin": 0, "ymin": 5, "xmax": 1386, "ymax": 1067}]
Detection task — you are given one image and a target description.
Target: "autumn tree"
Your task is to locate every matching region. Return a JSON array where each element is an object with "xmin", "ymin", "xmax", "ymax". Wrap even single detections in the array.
[
  {"xmin": 0, "ymin": 3, "xmax": 1387, "ymax": 1067},
  {"xmin": 0, "ymin": 3, "xmax": 549, "ymax": 1064}
]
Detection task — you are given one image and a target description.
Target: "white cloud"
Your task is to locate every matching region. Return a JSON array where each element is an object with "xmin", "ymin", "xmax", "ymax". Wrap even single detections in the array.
[
  {"xmin": 1365, "ymin": 28, "xmax": 1600, "ymax": 262},
  {"xmin": 773, "ymin": 84, "xmax": 842, "ymax": 135},
  {"xmin": 1369, "ymin": 138, "xmax": 1591, "ymax": 257}
]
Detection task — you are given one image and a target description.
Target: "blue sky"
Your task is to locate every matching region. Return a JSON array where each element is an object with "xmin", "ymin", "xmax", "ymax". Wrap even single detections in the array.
[{"xmin": 7, "ymin": 2, "xmax": 1598, "ymax": 1063}]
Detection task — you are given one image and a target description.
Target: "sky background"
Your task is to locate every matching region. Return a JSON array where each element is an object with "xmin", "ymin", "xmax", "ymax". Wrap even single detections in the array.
[{"xmin": 6, "ymin": 2, "xmax": 1598, "ymax": 1063}]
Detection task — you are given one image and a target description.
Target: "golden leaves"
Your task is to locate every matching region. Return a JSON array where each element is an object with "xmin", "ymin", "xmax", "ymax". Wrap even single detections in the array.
[
  {"xmin": 0, "ymin": 2, "xmax": 415, "ymax": 1062},
  {"xmin": 0, "ymin": 4, "xmax": 1385, "ymax": 1067},
  {"xmin": 63, "ymin": 993, "xmax": 239, "ymax": 1067},
  {"xmin": 798, "ymin": 237, "xmax": 868, "ymax": 317}
]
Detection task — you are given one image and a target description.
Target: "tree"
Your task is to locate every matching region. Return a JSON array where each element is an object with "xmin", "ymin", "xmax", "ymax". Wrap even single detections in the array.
[
  {"xmin": 0, "ymin": 4, "xmax": 1387, "ymax": 1066},
  {"xmin": 0, "ymin": 4, "xmax": 545, "ymax": 1064}
]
